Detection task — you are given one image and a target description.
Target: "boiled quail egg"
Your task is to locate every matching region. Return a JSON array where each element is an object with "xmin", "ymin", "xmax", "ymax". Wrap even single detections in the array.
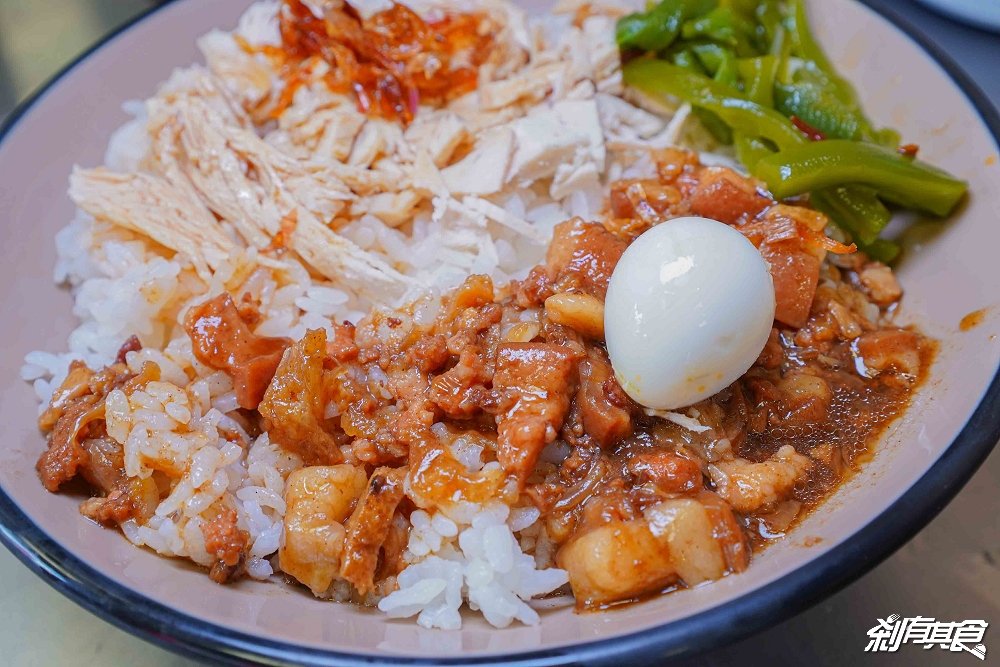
[{"xmin": 605, "ymin": 216, "xmax": 775, "ymax": 411}]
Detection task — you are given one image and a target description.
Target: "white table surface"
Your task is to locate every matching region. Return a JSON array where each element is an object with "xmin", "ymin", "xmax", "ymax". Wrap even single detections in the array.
[{"xmin": 1, "ymin": 1, "xmax": 998, "ymax": 664}]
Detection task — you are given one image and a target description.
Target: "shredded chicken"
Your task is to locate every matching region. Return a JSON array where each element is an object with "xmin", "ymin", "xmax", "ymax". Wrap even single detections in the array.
[
  {"xmin": 441, "ymin": 126, "xmax": 515, "ymax": 195},
  {"xmin": 404, "ymin": 111, "xmax": 469, "ymax": 168},
  {"xmin": 68, "ymin": 168, "xmax": 236, "ymax": 280},
  {"xmin": 146, "ymin": 91, "xmax": 416, "ymax": 302}
]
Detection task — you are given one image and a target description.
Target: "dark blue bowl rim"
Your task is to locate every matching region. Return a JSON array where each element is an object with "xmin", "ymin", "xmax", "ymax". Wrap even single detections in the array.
[{"xmin": 1, "ymin": 1, "xmax": 998, "ymax": 665}]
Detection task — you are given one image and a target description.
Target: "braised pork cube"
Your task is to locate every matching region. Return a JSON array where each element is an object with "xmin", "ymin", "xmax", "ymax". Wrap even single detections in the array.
[
  {"xmin": 259, "ymin": 329, "xmax": 344, "ymax": 466},
  {"xmin": 280, "ymin": 465, "xmax": 368, "ymax": 596},
  {"xmin": 493, "ymin": 343, "xmax": 579, "ymax": 485},
  {"xmin": 545, "ymin": 218, "xmax": 627, "ymax": 299},
  {"xmin": 185, "ymin": 293, "xmax": 291, "ymax": 410}
]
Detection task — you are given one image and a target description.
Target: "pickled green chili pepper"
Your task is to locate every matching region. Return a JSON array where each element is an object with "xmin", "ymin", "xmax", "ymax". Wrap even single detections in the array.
[
  {"xmin": 785, "ymin": 0, "xmax": 855, "ymax": 105},
  {"xmin": 735, "ymin": 135, "xmax": 774, "ymax": 172},
  {"xmin": 616, "ymin": 0, "xmax": 966, "ymax": 258},
  {"xmin": 856, "ymin": 237, "xmax": 901, "ymax": 264},
  {"xmin": 623, "ymin": 59, "xmax": 909, "ymax": 245},
  {"xmin": 755, "ymin": 140, "xmax": 968, "ymax": 216},
  {"xmin": 695, "ymin": 111, "xmax": 734, "ymax": 144},
  {"xmin": 671, "ymin": 47, "xmax": 708, "ymax": 74},
  {"xmin": 733, "ymin": 56, "xmax": 778, "ymax": 170},
  {"xmin": 617, "ymin": 0, "xmax": 718, "ymax": 52},
  {"xmin": 783, "ymin": 0, "xmax": 898, "ymax": 147},
  {"xmin": 871, "ymin": 127, "xmax": 902, "ymax": 149},
  {"xmin": 704, "ymin": 50, "xmax": 740, "ymax": 144},
  {"xmin": 666, "ymin": 49, "xmax": 733, "ymax": 144},
  {"xmin": 737, "ymin": 55, "xmax": 777, "ymax": 107},
  {"xmin": 718, "ymin": 0, "xmax": 764, "ymax": 13},
  {"xmin": 753, "ymin": 1, "xmax": 784, "ymax": 54},
  {"xmin": 810, "ymin": 186, "xmax": 891, "ymax": 245},
  {"xmin": 703, "ymin": 97, "xmax": 797, "ymax": 148},
  {"xmin": 812, "ymin": 185, "xmax": 901, "ymax": 261},
  {"xmin": 681, "ymin": 7, "xmax": 755, "ymax": 55},
  {"xmin": 784, "ymin": 63, "xmax": 898, "ymax": 146},
  {"xmin": 682, "ymin": 7, "xmax": 735, "ymax": 43},
  {"xmin": 774, "ymin": 82, "xmax": 863, "ymax": 140},
  {"xmin": 691, "ymin": 43, "xmax": 730, "ymax": 74},
  {"xmin": 623, "ymin": 59, "xmax": 803, "ymax": 149},
  {"xmin": 713, "ymin": 50, "xmax": 740, "ymax": 88}
]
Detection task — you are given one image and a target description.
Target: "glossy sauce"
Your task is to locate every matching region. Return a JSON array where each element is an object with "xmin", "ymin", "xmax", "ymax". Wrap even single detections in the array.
[
  {"xmin": 271, "ymin": 0, "xmax": 494, "ymax": 123},
  {"xmin": 960, "ymin": 308, "xmax": 987, "ymax": 331},
  {"xmin": 184, "ymin": 293, "xmax": 291, "ymax": 410}
]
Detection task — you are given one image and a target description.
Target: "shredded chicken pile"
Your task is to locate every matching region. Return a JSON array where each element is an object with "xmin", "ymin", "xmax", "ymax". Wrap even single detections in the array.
[{"xmin": 68, "ymin": 0, "xmax": 643, "ymax": 309}]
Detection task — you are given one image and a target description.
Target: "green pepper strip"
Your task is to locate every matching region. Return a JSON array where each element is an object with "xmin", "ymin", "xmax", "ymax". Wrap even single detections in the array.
[
  {"xmin": 718, "ymin": 0, "xmax": 763, "ymax": 14},
  {"xmin": 617, "ymin": 0, "xmax": 718, "ymax": 52},
  {"xmin": 755, "ymin": 140, "xmax": 968, "ymax": 217},
  {"xmin": 681, "ymin": 7, "xmax": 756, "ymax": 56},
  {"xmin": 786, "ymin": 0, "xmax": 854, "ymax": 105},
  {"xmin": 734, "ymin": 56, "xmax": 778, "ymax": 170},
  {"xmin": 672, "ymin": 47, "xmax": 708, "ymax": 74},
  {"xmin": 857, "ymin": 237, "xmax": 901, "ymax": 264},
  {"xmin": 774, "ymin": 82, "xmax": 862, "ymax": 140},
  {"xmin": 705, "ymin": 51, "xmax": 740, "ymax": 143},
  {"xmin": 785, "ymin": 0, "xmax": 899, "ymax": 148},
  {"xmin": 682, "ymin": 7, "xmax": 737, "ymax": 44},
  {"xmin": 691, "ymin": 43, "xmax": 729, "ymax": 74},
  {"xmin": 734, "ymin": 136, "xmax": 773, "ymax": 172},
  {"xmin": 810, "ymin": 186, "xmax": 889, "ymax": 245},
  {"xmin": 754, "ymin": 1, "xmax": 784, "ymax": 54},
  {"xmin": 737, "ymin": 55, "xmax": 777, "ymax": 107},
  {"xmin": 713, "ymin": 50, "xmax": 740, "ymax": 88},
  {"xmin": 668, "ymin": 48, "xmax": 733, "ymax": 144},
  {"xmin": 623, "ymin": 59, "xmax": 802, "ymax": 149},
  {"xmin": 623, "ymin": 58, "xmax": 897, "ymax": 243}
]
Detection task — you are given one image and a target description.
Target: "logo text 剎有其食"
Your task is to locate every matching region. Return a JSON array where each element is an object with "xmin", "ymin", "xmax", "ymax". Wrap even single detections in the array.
[{"xmin": 865, "ymin": 614, "xmax": 988, "ymax": 660}]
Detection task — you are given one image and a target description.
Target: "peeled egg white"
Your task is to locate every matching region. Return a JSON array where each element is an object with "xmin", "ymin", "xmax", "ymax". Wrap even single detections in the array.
[{"xmin": 605, "ymin": 216, "xmax": 775, "ymax": 411}]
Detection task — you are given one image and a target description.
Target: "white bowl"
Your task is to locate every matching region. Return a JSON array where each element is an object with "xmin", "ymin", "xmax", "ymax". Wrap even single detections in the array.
[{"xmin": 1, "ymin": 0, "xmax": 998, "ymax": 664}]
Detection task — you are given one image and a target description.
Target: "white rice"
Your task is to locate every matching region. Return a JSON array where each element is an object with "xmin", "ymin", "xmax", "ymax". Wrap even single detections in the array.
[{"xmin": 379, "ymin": 503, "xmax": 568, "ymax": 630}]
